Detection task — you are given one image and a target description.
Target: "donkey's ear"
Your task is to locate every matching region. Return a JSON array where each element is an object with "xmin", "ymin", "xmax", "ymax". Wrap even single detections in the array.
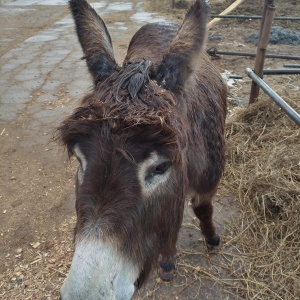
[
  {"xmin": 155, "ymin": 0, "xmax": 208, "ymax": 93},
  {"xmin": 69, "ymin": 0, "xmax": 119, "ymax": 84}
]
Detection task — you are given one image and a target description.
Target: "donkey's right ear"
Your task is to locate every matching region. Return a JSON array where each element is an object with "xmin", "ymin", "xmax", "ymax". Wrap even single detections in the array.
[{"xmin": 69, "ymin": 0, "xmax": 120, "ymax": 85}]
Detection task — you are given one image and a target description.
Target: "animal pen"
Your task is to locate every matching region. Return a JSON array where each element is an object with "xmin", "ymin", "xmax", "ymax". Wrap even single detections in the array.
[
  {"xmin": 0, "ymin": 1, "xmax": 299, "ymax": 300},
  {"xmin": 202, "ymin": 0, "xmax": 300, "ymax": 126},
  {"xmin": 173, "ymin": 0, "xmax": 299, "ymax": 298},
  {"xmin": 206, "ymin": 0, "xmax": 300, "ymax": 299}
]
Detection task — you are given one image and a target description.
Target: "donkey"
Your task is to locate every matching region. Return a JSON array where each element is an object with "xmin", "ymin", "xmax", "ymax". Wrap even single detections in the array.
[{"xmin": 58, "ymin": 0, "xmax": 227, "ymax": 299}]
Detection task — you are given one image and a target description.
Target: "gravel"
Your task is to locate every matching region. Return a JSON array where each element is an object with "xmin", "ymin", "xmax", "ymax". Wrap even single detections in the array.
[{"xmin": 245, "ymin": 26, "xmax": 300, "ymax": 45}]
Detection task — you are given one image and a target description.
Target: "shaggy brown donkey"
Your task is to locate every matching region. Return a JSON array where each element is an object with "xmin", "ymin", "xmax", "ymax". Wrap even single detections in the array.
[{"xmin": 58, "ymin": 0, "xmax": 227, "ymax": 299}]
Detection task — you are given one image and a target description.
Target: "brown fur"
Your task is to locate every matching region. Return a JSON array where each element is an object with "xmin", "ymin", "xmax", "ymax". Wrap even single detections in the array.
[{"xmin": 59, "ymin": 0, "xmax": 227, "ymax": 294}]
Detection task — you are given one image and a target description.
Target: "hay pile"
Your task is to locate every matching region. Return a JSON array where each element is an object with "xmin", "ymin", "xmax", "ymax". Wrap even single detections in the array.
[{"xmin": 223, "ymin": 98, "xmax": 300, "ymax": 299}]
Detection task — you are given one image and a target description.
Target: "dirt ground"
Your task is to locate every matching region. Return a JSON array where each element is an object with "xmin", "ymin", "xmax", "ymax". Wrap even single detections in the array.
[{"xmin": 0, "ymin": 0, "xmax": 299, "ymax": 299}]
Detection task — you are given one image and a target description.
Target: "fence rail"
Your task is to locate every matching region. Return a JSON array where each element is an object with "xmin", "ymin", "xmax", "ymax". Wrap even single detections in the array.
[{"xmin": 245, "ymin": 68, "xmax": 300, "ymax": 126}]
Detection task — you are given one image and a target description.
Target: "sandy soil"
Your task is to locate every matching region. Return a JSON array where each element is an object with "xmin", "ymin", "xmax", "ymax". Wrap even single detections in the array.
[{"xmin": 0, "ymin": 0, "xmax": 299, "ymax": 299}]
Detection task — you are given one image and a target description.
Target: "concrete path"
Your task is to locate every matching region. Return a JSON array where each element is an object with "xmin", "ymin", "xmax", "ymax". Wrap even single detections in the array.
[{"xmin": 0, "ymin": 0, "xmax": 166, "ymax": 123}]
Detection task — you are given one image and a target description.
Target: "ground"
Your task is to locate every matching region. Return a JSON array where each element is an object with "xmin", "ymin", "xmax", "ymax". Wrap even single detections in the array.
[{"xmin": 0, "ymin": 0, "xmax": 299, "ymax": 299}]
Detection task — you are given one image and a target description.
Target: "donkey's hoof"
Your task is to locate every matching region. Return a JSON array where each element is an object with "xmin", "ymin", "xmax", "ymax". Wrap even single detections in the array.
[
  {"xmin": 159, "ymin": 268, "xmax": 174, "ymax": 282},
  {"xmin": 159, "ymin": 261, "xmax": 175, "ymax": 282},
  {"xmin": 206, "ymin": 234, "xmax": 220, "ymax": 250}
]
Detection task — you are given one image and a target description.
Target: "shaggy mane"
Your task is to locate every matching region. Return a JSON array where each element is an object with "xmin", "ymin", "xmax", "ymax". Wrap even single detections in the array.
[{"xmin": 57, "ymin": 60, "xmax": 188, "ymax": 156}]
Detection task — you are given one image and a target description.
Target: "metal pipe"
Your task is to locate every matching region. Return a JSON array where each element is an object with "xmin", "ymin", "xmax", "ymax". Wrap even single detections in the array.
[
  {"xmin": 209, "ymin": 14, "xmax": 300, "ymax": 21},
  {"xmin": 283, "ymin": 64, "xmax": 300, "ymax": 68},
  {"xmin": 207, "ymin": 50, "xmax": 300, "ymax": 60},
  {"xmin": 249, "ymin": 1, "xmax": 276, "ymax": 104},
  {"xmin": 245, "ymin": 68, "xmax": 300, "ymax": 126},
  {"xmin": 217, "ymin": 69, "xmax": 300, "ymax": 78},
  {"xmin": 263, "ymin": 68, "xmax": 300, "ymax": 75},
  {"xmin": 228, "ymin": 75, "xmax": 244, "ymax": 79}
]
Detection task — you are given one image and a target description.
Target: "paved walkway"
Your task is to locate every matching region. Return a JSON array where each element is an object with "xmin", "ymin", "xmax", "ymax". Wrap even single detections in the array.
[{"xmin": 0, "ymin": 0, "xmax": 166, "ymax": 123}]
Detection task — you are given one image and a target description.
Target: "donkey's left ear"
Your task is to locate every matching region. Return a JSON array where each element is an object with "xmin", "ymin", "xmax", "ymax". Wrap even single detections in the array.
[
  {"xmin": 155, "ymin": 0, "xmax": 208, "ymax": 93},
  {"xmin": 69, "ymin": 0, "xmax": 120, "ymax": 85}
]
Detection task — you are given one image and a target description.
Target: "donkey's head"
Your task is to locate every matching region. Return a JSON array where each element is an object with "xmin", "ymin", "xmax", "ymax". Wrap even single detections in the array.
[{"xmin": 59, "ymin": 1, "xmax": 208, "ymax": 299}]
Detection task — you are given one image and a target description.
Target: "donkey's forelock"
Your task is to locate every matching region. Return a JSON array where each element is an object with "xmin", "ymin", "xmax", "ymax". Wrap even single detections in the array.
[{"xmin": 57, "ymin": 59, "xmax": 188, "ymax": 157}]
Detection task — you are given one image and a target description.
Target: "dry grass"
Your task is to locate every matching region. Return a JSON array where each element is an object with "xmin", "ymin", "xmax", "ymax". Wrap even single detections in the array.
[{"xmin": 222, "ymin": 97, "xmax": 300, "ymax": 299}]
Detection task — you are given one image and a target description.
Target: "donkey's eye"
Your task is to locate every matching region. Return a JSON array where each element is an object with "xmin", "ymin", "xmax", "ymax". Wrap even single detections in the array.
[
  {"xmin": 154, "ymin": 162, "xmax": 171, "ymax": 175},
  {"xmin": 145, "ymin": 161, "xmax": 171, "ymax": 181}
]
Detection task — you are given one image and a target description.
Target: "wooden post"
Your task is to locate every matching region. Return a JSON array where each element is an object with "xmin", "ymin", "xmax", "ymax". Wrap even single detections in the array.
[
  {"xmin": 249, "ymin": 0, "xmax": 276, "ymax": 104},
  {"xmin": 207, "ymin": 0, "xmax": 245, "ymax": 30}
]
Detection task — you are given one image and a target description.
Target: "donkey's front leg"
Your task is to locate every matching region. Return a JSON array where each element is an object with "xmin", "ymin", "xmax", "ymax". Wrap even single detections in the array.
[
  {"xmin": 192, "ymin": 195, "xmax": 220, "ymax": 248},
  {"xmin": 159, "ymin": 237, "xmax": 177, "ymax": 281}
]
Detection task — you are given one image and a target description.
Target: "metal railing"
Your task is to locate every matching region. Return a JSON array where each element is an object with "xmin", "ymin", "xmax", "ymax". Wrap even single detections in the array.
[{"xmin": 245, "ymin": 68, "xmax": 300, "ymax": 126}]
